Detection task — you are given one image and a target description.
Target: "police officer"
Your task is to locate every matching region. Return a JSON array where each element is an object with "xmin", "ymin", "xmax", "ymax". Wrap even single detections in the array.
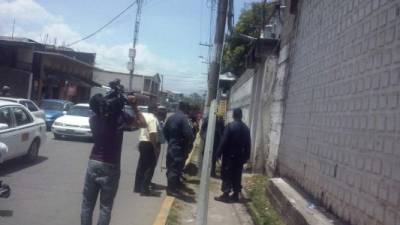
[
  {"xmin": 200, "ymin": 115, "xmax": 225, "ymax": 178},
  {"xmin": 214, "ymin": 108, "xmax": 251, "ymax": 203},
  {"xmin": 163, "ymin": 101, "xmax": 194, "ymax": 196}
]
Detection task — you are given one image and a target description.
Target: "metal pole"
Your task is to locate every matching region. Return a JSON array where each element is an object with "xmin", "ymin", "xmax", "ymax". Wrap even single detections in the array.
[
  {"xmin": 161, "ymin": 74, "xmax": 164, "ymax": 93},
  {"xmin": 11, "ymin": 18, "xmax": 15, "ymax": 39},
  {"xmin": 129, "ymin": 0, "xmax": 144, "ymax": 92},
  {"xmin": 196, "ymin": 100, "xmax": 217, "ymax": 225},
  {"xmin": 206, "ymin": 0, "xmax": 229, "ymax": 106}
]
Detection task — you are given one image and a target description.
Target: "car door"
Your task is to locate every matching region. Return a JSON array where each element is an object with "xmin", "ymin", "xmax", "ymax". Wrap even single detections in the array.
[
  {"xmin": 11, "ymin": 106, "xmax": 36, "ymax": 156},
  {"xmin": 21, "ymin": 100, "xmax": 44, "ymax": 119},
  {"xmin": 0, "ymin": 106, "xmax": 19, "ymax": 161}
]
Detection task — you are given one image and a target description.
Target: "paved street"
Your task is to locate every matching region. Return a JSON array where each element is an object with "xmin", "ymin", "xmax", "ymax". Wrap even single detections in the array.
[{"xmin": 0, "ymin": 131, "xmax": 167, "ymax": 225}]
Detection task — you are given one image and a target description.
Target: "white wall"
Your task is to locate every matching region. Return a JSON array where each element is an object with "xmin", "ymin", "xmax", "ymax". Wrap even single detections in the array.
[{"xmin": 278, "ymin": 0, "xmax": 400, "ymax": 224}]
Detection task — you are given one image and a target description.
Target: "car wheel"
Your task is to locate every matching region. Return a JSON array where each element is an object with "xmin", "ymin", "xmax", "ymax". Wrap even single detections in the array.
[
  {"xmin": 25, "ymin": 139, "xmax": 40, "ymax": 162},
  {"xmin": 54, "ymin": 133, "xmax": 62, "ymax": 140}
]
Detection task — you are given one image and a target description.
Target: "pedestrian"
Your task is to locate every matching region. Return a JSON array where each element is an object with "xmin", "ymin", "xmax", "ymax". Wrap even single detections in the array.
[
  {"xmin": 81, "ymin": 94, "xmax": 146, "ymax": 225},
  {"xmin": 214, "ymin": 108, "xmax": 251, "ymax": 203},
  {"xmin": 0, "ymin": 142, "xmax": 10, "ymax": 199},
  {"xmin": 134, "ymin": 104, "xmax": 161, "ymax": 196},
  {"xmin": 163, "ymin": 101, "xmax": 194, "ymax": 196},
  {"xmin": 200, "ymin": 115, "xmax": 225, "ymax": 178},
  {"xmin": 151, "ymin": 106, "xmax": 167, "ymax": 186},
  {"xmin": 0, "ymin": 85, "xmax": 11, "ymax": 97}
]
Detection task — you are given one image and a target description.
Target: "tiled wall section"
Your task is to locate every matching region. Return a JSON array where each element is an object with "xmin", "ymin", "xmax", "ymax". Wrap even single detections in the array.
[{"xmin": 278, "ymin": 0, "xmax": 400, "ymax": 224}]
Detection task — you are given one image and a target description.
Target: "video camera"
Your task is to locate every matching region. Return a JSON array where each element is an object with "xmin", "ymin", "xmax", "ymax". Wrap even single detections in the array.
[
  {"xmin": 94, "ymin": 79, "xmax": 128, "ymax": 117},
  {"xmin": 102, "ymin": 79, "xmax": 129, "ymax": 116}
]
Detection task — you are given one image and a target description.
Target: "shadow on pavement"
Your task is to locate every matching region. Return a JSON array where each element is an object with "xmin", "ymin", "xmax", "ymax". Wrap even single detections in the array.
[
  {"xmin": 0, "ymin": 156, "xmax": 48, "ymax": 176},
  {"xmin": 239, "ymin": 197, "xmax": 251, "ymax": 204},
  {"xmin": 140, "ymin": 190, "xmax": 163, "ymax": 198},
  {"xmin": 183, "ymin": 163, "xmax": 198, "ymax": 176},
  {"xmin": 176, "ymin": 193, "xmax": 196, "ymax": 203},
  {"xmin": 0, "ymin": 210, "xmax": 13, "ymax": 217},
  {"xmin": 150, "ymin": 183, "xmax": 167, "ymax": 191},
  {"xmin": 184, "ymin": 178, "xmax": 200, "ymax": 185}
]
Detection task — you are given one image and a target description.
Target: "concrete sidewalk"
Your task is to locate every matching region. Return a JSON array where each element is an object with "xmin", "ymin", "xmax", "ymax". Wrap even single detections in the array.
[
  {"xmin": 176, "ymin": 178, "xmax": 254, "ymax": 225},
  {"xmin": 207, "ymin": 178, "xmax": 254, "ymax": 225}
]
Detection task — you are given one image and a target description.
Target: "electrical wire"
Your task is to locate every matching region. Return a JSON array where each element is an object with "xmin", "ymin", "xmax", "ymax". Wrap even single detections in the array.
[{"xmin": 66, "ymin": 1, "xmax": 137, "ymax": 47}]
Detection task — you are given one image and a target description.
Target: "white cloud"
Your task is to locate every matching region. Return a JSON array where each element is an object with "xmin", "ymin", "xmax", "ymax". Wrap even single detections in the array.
[{"xmin": 0, "ymin": 0, "xmax": 205, "ymax": 94}]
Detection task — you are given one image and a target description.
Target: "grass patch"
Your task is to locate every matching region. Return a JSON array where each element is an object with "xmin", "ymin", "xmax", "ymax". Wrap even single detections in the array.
[{"xmin": 244, "ymin": 175, "xmax": 285, "ymax": 225}]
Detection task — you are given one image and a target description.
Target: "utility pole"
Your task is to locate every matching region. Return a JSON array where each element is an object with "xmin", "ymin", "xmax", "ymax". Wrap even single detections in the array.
[
  {"xmin": 11, "ymin": 18, "xmax": 15, "ymax": 39},
  {"xmin": 160, "ymin": 74, "xmax": 164, "ymax": 93},
  {"xmin": 206, "ymin": 0, "xmax": 229, "ymax": 107},
  {"xmin": 128, "ymin": 0, "xmax": 144, "ymax": 92}
]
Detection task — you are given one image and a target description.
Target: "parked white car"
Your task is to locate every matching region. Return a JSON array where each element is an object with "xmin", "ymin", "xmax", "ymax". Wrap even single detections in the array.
[
  {"xmin": 0, "ymin": 100, "xmax": 46, "ymax": 162},
  {"xmin": 0, "ymin": 97, "xmax": 45, "ymax": 120},
  {"xmin": 51, "ymin": 104, "xmax": 93, "ymax": 139},
  {"xmin": 138, "ymin": 105, "xmax": 148, "ymax": 113}
]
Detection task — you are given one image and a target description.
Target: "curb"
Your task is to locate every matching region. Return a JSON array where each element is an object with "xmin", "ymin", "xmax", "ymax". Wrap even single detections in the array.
[
  {"xmin": 152, "ymin": 140, "xmax": 198, "ymax": 225},
  {"xmin": 152, "ymin": 196, "xmax": 175, "ymax": 225}
]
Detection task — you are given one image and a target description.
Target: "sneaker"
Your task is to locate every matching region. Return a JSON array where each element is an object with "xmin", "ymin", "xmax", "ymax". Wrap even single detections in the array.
[{"xmin": 214, "ymin": 193, "xmax": 231, "ymax": 203}]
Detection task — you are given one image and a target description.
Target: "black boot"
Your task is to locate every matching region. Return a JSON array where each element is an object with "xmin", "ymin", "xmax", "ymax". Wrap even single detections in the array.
[
  {"xmin": 229, "ymin": 192, "xmax": 239, "ymax": 202},
  {"xmin": 214, "ymin": 193, "xmax": 231, "ymax": 203}
]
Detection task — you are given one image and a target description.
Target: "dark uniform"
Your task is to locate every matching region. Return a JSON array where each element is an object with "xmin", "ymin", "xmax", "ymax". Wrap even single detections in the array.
[
  {"xmin": 217, "ymin": 119, "xmax": 251, "ymax": 196},
  {"xmin": 163, "ymin": 110, "xmax": 194, "ymax": 192}
]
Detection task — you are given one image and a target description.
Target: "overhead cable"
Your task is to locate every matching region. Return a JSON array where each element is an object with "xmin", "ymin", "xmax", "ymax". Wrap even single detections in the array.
[{"xmin": 66, "ymin": 1, "xmax": 137, "ymax": 47}]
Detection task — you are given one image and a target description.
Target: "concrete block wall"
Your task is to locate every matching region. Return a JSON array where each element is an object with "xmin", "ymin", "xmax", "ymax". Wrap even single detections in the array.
[
  {"xmin": 278, "ymin": 0, "xmax": 400, "ymax": 224},
  {"xmin": 228, "ymin": 69, "xmax": 254, "ymax": 125}
]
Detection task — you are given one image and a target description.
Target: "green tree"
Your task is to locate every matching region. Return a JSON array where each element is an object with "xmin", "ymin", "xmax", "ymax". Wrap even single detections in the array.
[
  {"xmin": 182, "ymin": 92, "xmax": 205, "ymax": 112},
  {"xmin": 221, "ymin": 2, "xmax": 274, "ymax": 76}
]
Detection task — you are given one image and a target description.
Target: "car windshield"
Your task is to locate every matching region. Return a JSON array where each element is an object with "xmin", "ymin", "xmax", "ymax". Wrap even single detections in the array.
[
  {"xmin": 41, "ymin": 101, "xmax": 63, "ymax": 111},
  {"xmin": 67, "ymin": 106, "xmax": 93, "ymax": 117}
]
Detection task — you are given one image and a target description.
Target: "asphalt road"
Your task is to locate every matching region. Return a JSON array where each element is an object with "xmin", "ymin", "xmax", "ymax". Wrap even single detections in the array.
[{"xmin": 0, "ymin": 131, "xmax": 167, "ymax": 225}]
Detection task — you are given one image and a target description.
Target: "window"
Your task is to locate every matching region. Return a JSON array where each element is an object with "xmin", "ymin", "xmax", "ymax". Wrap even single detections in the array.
[
  {"xmin": 21, "ymin": 100, "xmax": 39, "ymax": 112},
  {"xmin": 13, "ymin": 107, "xmax": 32, "ymax": 126},
  {"xmin": 64, "ymin": 103, "xmax": 73, "ymax": 111},
  {"xmin": 0, "ymin": 107, "xmax": 13, "ymax": 128},
  {"xmin": 67, "ymin": 106, "xmax": 93, "ymax": 117},
  {"xmin": 41, "ymin": 101, "xmax": 63, "ymax": 111}
]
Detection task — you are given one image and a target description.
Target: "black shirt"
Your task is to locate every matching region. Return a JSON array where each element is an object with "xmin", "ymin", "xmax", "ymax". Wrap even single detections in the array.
[
  {"xmin": 163, "ymin": 111, "xmax": 194, "ymax": 159},
  {"xmin": 217, "ymin": 120, "xmax": 251, "ymax": 162},
  {"xmin": 89, "ymin": 112, "xmax": 131, "ymax": 165}
]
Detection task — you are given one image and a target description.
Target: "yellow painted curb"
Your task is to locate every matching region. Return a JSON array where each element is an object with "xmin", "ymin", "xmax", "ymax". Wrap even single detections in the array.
[
  {"xmin": 152, "ymin": 196, "xmax": 175, "ymax": 225},
  {"xmin": 153, "ymin": 133, "xmax": 200, "ymax": 225}
]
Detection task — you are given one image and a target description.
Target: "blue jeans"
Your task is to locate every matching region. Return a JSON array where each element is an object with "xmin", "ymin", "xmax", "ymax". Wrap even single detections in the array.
[{"xmin": 81, "ymin": 160, "xmax": 120, "ymax": 225}]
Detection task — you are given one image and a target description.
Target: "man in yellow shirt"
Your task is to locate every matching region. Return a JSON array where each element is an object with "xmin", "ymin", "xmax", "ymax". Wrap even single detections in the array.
[{"xmin": 134, "ymin": 104, "xmax": 160, "ymax": 196}]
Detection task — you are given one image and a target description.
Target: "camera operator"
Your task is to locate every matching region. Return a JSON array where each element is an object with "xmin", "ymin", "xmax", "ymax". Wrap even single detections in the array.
[{"xmin": 81, "ymin": 94, "xmax": 146, "ymax": 225}]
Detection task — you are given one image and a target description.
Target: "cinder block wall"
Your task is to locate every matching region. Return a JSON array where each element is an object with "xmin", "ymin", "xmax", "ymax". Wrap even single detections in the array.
[{"xmin": 278, "ymin": 0, "xmax": 400, "ymax": 224}]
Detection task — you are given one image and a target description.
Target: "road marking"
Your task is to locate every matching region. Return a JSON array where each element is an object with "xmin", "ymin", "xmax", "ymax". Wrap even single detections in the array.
[{"xmin": 152, "ymin": 196, "xmax": 175, "ymax": 225}]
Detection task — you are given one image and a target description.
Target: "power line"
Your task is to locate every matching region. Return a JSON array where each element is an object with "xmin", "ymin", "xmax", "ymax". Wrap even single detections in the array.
[{"xmin": 66, "ymin": 1, "xmax": 137, "ymax": 47}]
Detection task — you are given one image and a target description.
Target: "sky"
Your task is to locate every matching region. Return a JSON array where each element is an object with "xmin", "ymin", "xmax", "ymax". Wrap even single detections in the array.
[{"xmin": 0, "ymin": 0, "xmax": 259, "ymax": 94}]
